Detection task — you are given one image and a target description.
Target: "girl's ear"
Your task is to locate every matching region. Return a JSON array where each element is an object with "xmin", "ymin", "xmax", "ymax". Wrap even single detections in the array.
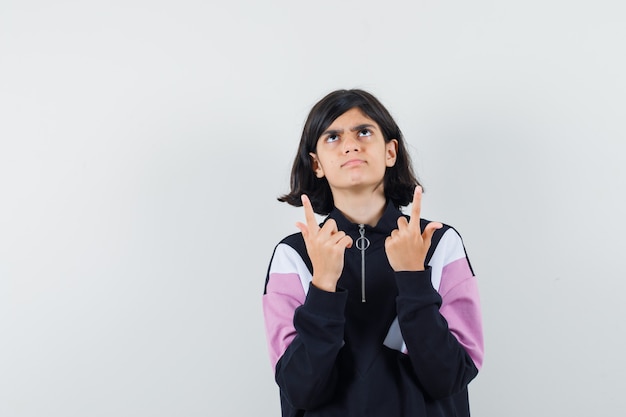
[
  {"xmin": 385, "ymin": 139, "xmax": 398, "ymax": 167},
  {"xmin": 309, "ymin": 152, "xmax": 325, "ymax": 178}
]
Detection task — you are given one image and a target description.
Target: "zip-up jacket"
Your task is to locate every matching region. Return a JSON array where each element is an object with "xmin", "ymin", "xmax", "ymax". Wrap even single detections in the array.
[{"xmin": 263, "ymin": 202, "xmax": 484, "ymax": 417}]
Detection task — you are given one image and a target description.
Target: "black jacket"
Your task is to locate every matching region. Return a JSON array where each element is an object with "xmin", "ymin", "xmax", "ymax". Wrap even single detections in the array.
[{"xmin": 263, "ymin": 202, "xmax": 483, "ymax": 416}]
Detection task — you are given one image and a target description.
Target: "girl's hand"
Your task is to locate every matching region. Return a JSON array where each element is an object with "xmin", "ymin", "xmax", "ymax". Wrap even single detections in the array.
[
  {"xmin": 296, "ymin": 195, "xmax": 353, "ymax": 292},
  {"xmin": 385, "ymin": 186, "xmax": 442, "ymax": 271}
]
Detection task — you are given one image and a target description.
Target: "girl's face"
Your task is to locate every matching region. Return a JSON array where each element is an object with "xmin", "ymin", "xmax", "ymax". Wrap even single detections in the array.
[{"xmin": 310, "ymin": 107, "xmax": 398, "ymax": 194}]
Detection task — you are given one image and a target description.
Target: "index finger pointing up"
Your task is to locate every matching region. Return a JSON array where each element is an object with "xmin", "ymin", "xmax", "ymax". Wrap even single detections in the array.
[
  {"xmin": 301, "ymin": 194, "xmax": 318, "ymax": 230},
  {"xmin": 409, "ymin": 186, "xmax": 423, "ymax": 230}
]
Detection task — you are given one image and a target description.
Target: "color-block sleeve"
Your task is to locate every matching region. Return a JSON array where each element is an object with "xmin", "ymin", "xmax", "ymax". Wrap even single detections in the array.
[
  {"xmin": 439, "ymin": 257, "xmax": 484, "ymax": 370},
  {"xmin": 262, "ymin": 243, "xmax": 347, "ymax": 410},
  {"xmin": 395, "ymin": 228, "xmax": 483, "ymax": 399},
  {"xmin": 263, "ymin": 244, "xmax": 309, "ymax": 369}
]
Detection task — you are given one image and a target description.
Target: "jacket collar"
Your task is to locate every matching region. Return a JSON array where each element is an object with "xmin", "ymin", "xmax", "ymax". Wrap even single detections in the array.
[{"xmin": 326, "ymin": 201, "xmax": 405, "ymax": 235}]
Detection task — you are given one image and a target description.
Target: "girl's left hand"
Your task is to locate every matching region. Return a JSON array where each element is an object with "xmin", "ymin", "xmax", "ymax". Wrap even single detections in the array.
[{"xmin": 385, "ymin": 186, "xmax": 442, "ymax": 271}]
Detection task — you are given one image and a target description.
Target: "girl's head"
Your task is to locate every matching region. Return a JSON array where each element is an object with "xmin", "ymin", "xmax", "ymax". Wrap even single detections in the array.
[{"xmin": 279, "ymin": 89, "xmax": 421, "ymax": 215}]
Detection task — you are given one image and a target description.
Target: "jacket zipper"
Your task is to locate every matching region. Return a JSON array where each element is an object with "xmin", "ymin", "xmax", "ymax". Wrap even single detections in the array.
[{"xmin": 356, "ymin": 224, "xmax": 370, "ymax": 302}]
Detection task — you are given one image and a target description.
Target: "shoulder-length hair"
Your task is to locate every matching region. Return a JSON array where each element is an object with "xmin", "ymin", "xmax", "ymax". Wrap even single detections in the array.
[{"xmin": 278, "ymin": 89, "xmax": 421, "ymax": 215}]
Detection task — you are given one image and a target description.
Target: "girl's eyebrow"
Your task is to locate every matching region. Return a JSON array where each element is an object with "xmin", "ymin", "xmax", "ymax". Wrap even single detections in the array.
[
  {"xmin": 321, "ymin": 124, "xmax": 377, "ymax": 136},
  {"xmin": 321, "ymin": 128, "xmax": 342, "ymax": 137},
  {"xmin": 351, "ymin": 124, "xmax": 376, "ymax": 132}
]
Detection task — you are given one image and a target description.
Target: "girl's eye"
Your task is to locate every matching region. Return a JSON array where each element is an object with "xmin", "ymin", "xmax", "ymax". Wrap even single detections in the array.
[
  {"xmin": 326, "ymin": 134, "xmax": 339, "ymax": 143},
  {"xmin": 358, "ymin": 129, "xmax": 372, "ymax": 137}
]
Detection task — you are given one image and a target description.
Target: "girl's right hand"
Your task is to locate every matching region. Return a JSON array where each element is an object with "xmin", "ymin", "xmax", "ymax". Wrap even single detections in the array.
[{"xmin": 296, "ymin": 195, "xmax": 353, "ymax": 292}]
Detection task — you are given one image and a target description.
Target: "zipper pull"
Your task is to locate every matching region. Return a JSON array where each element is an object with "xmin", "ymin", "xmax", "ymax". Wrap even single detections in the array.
[{"xmin": 356, "ymin": 224, "xmax": 370, "ymax": 302}]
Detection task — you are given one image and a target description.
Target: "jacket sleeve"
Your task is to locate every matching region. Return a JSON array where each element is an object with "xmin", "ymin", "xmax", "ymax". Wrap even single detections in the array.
[
  {"xmin": 395, "ymin": 228, "xmax": 484, "ymax": 400},
  {"xmin": 263, "ymin": 243, "xmax": 347, "ymax": 410}
]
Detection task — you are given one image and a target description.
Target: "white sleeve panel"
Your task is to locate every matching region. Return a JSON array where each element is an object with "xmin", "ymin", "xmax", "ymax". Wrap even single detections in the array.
[
  {"xmin": 269, "ymin": 243, "xmax": 313, "ymax": 296},
  {"xmin": 427, "ymin": 228, "xmax": 468, "ymax": 292}
]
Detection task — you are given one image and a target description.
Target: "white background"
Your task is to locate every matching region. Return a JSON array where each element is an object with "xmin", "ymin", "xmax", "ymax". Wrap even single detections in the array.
[{"xmin": 1, "ymin": 1, "xmax": 625, "ymax": 416}]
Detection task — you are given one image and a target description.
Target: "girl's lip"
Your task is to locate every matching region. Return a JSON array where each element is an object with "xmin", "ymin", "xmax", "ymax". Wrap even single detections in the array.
[{"xmin": 341, "ymin": 159, "xmax": 365, "ymax": 167}]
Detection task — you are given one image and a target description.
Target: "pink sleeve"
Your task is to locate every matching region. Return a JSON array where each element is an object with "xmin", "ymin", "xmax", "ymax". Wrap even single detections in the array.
[
  {"xmin": 263, "ymin": 272, "xmax": 306, "ymax": 370},
  {"xmin": 438, "ymin": 257, "xmax": 484, "ymax": 370}
]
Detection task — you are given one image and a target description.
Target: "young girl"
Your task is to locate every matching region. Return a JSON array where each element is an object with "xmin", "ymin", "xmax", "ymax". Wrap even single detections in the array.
[{"xmin": 262, "ymin": 89, "xmax": 483, "ymax": 417}]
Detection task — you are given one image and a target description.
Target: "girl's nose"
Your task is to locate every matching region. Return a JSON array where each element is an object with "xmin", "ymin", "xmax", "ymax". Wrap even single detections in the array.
[{"xmin": 343, "ymin": 135, "xmax": 360, "ymax": 153}]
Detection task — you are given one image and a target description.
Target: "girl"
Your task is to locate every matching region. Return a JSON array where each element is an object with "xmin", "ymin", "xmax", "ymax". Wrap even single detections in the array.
[{"xmin": 262, "ymin": 89, "xmax": 483, "ymax": 417}]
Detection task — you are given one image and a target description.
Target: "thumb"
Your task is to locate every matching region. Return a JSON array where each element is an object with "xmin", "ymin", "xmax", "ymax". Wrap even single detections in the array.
[
  {"xmin": 295, "ymin": 222, "xmax": 309, "ymax": 239},
  {"xmin": 422, "ymin": 222, "xmax": 443, "ymax": 247}
]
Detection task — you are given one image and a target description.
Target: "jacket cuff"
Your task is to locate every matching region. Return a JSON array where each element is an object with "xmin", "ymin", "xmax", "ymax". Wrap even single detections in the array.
[
  {"xmin": 303, "ymin": 282, "xmax": 348, "ymax": 319},
  {"xmin": 395, "ymin": 268, "xmax": 438, "ymax": 296}
]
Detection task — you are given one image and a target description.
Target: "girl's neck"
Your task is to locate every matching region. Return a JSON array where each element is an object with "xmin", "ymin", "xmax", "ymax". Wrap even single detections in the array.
[{"xmin": 332, "ymin": 188, "xmax": 387, "ymax": 227}]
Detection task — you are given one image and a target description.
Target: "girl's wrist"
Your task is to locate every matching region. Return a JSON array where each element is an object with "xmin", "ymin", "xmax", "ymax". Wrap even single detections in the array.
[{"xmin": 312, "ymin": 277, "xmax": 337, "ymax": 292}]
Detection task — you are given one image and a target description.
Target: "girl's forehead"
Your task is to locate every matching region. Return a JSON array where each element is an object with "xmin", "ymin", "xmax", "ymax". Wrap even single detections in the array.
[{"xmin": 327, "ymin": 107, "xmax": 378, "ymax": 127}]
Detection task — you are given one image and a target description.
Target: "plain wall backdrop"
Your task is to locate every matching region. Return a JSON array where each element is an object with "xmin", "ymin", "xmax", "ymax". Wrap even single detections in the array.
[{"xmin": 1, "ymin": 0, "xmax": 625, "ymax": 416}]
